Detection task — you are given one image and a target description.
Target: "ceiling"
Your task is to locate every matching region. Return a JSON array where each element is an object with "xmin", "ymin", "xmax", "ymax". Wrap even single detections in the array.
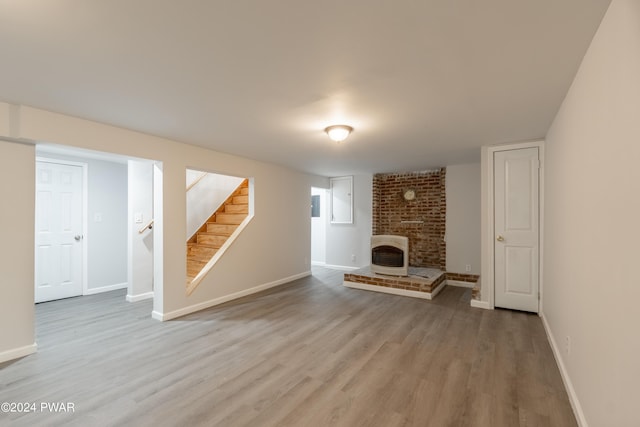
[{"xmin": 0, "ymin": 1, "xmax": 611, "ymax": 176}]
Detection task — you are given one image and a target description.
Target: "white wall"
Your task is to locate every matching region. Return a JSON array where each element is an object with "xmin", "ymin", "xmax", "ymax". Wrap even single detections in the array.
[
  {"xmin": 320, "ymin": 168, "xmax": 481, "ymax": 273},
  {"xmin": 445, "ymin": 163, "xmax": 481, "ymax": 275},
  {"xmin": 0, "ymin": 103, "xmax": 318, "ymax": 345},
  {"xmin": 543, "ymin": 1, "xmax": 639, "ymax": 426},
  {"xmin": 186, "ymin": 172, "xmax": 244, "ymax": 239},
  {"xmin": 186, "ymin": 170, "xmax": 205, "ymax": 188},
  {"xmin": 128, "ymin": 159, "xmax": 154, "ymax": 300},
  {"xmin": 0, "ymin": 140, "xmax": 36, "ymax": 362},
  {"xmin": 325, "ymin": 174, "xmax": 372, "ymax": 269},
  {"xmin": 86, "ymin": 158, "xmax": 128, "ymax": 290},
  {"xmin": 36, "ymin": 150, "xmax": 128, "ymax": 292}
]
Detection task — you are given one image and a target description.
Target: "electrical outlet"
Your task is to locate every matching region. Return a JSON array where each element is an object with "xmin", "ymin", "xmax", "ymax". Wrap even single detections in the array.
[
  {"xmin": 351, "ymin": 254, "xmax": 356, "ymax": 262},
  {"xmin": 465, "ymin": 264, "xmax": 471, "ymax": 272},
  {"xmin": 565, "ymin": 336, "xmax": 571, "ymax": 355}
]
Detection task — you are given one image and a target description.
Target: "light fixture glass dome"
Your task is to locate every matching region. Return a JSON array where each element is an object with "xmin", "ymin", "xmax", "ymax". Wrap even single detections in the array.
[{"xmin": 324, "ymin": 125, "xmax": 353, "ymax": 142}]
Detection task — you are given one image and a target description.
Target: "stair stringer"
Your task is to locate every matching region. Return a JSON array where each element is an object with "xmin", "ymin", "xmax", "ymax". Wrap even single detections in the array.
[{"xmin": 186, "ymin": 213, "xmax": 254, "ymax": 296}]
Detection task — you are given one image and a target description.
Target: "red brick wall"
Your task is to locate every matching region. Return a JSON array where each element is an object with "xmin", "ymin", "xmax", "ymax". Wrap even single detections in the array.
[{"xmin": 372, "ymin": 169, "xmax": 446, "ymax": 269}]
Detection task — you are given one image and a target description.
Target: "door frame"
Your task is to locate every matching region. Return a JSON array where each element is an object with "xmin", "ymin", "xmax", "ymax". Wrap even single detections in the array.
[
  {"xmin": 479, "ymin": 140, "xmax": 545, "ymax": 313},
  {"xmin": 35, "ymin": 157, "xmax": 89, "ymax": 298}
]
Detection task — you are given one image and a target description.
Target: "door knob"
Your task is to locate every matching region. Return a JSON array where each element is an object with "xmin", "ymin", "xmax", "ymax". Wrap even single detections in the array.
[
  {"xmin": 496, "ymin": 235, "xmax": 504, "ymax": 242},
  {"xmin": 74, "ymin": 235, "xmax": 83, "ymax": 241}
]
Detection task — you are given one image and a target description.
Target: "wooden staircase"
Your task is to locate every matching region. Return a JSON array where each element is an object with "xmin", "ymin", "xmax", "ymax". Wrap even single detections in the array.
[{"xmin": 187, "ymin": 179, "xmax": 249, "ymax": 283}]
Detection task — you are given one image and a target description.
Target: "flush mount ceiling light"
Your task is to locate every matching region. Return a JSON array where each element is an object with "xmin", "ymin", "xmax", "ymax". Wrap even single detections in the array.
[{"xmin": 324, "ymin": 125, "xmax": 353, "ymax": 143}]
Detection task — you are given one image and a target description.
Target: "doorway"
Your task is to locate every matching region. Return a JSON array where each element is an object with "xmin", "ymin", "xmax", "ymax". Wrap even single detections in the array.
[
  {"xmin": 34, "ymin": 146, "xmax": 158, "ymax": 309},
  {"xmin": 310, "ymin": 187, "xmax": 328, "ymax": 265}
]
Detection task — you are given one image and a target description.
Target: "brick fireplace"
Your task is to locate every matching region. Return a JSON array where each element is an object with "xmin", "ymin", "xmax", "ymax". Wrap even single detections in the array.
[
  {"xmin": 372, "ymin": 169, "xmax": 446, "ymax": 270},
  {"xmin": 344, "ymin": 167, "xmax": 480, "ymax": 301}
]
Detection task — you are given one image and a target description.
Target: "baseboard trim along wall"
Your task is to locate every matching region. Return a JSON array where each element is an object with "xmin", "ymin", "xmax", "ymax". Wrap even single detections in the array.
[
  {"xmin": 470, "ymin": 300, "xmax": 492, "ymax": 310},
  {"xmin": 84, "ymin": 282, "xmax": 128, "ymax": 296},
  {"xmin": 446, "ymin": 280, "xmax": 475, "ymax": 288},
  {"xmin": 540, "ymin": 313, "xmax": 588, "ymax": 427},
  {"xmin": 152, "ymin": 271, "xmax": 311, "ymax": 321},
  {"xmin": 126, "ymin": 292, "xmax": 154, "ymax": 303},
  {"xmin": 322, "ymin": 264, "xmax": 360, "ymax": 271},
  {"xmin": 343, "ymin": 280, "xmax": 446, "ymax": 300},
  {"xmin": 0, "ymin": 343, "xmax": 37, "ymax": 364}
]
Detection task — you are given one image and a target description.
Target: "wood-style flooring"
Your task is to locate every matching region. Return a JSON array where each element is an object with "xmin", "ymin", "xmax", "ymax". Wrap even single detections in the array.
[{"xmin": 0, "ymin": 267, "xmax": 576, "ymax": 427}]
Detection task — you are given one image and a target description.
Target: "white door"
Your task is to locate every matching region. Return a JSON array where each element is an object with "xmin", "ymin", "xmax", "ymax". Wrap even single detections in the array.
[
  {"xmin": 35, "ymin": 160, "xmax": 84, "ymax": 303},
  {"xmin": 494, "ymin": 147, "xmax": 539, "ymax": 312}
]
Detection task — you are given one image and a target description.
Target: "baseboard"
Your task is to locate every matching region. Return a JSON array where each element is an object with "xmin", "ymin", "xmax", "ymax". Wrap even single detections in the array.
[
  {"xmin": 311, "ymin": 261, "xmax": 326, "ymax": 266},
  {"xmin": 344, "ymin": 280, "xmax": 438, "ymax": 300},
  {"xmin": 126, "ymin": 292, "xmax": 154, "ymax": 302},
  {"xmin": 446, "ymin": 279, "xmax": 475, "ymax": 288},
  {"xmin": 84, "ymin": 282, "xmax": 127, "ymax": 296},
  {"xmin": 153, "ymin": 271, "xmax": 311, "ymax": 321},
  {"xmin": 470, "ymin": 299, "xmax": 492, "ymax": 310},
  {"xmin": 323, "ymin": 264, "xmax": 360, "ymax": 271},
  {"xmin": 0, "ymin": 343, "xmax": 37, "ymax": 364},
  {"xmin": 540, "ymin": 313, "xmax": 588, "ymax": 427}
]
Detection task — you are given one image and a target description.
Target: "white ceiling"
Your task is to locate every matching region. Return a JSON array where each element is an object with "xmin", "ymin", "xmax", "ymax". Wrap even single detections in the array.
[{"xmin": 0, "ymin": 1, "xmax": 611, "ymax": 176}]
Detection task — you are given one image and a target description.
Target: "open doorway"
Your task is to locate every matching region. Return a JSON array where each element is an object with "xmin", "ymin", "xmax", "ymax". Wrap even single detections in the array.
[
  {"xmin": 34, "ymin": 144, "xmax": 159, "ymax": 311},
  {"xmin": 310, "ymin": 187, "xmax": 328, "ymax": 266}
]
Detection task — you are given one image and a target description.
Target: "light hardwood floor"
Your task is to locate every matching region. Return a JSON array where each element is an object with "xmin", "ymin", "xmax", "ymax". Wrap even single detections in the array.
[{"xmin": 0, "ymin": 267, "xmax": 576, "ymax": 426}]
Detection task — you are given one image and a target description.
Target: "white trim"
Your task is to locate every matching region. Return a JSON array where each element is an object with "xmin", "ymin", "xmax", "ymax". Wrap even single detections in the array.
[
  {"xmin": 343, "ymin": 280, "xmax": 446, "ymax": 301},
  {"xmin": 322, "ymin": 264, "xmax": 360, "ymax": 271},
  {"xmin": 126, "ymin": 292, "xmax": 154, "ymax": 302},
  {"xmin": 84, "ymin": 282, "xmax": 127, "ymax": 295},
  {"xmin": 0, "ymin": 343, "xmax": 37, "ymax": 364},
  {"xmin": 541, "ymin": 313, "xmax": 587, "ymax": 427},
  {"xmin": 481, "ymin": 140, "xmax": 544, "ymax": 312},
  {"xmin": 81, "ymin": 162, "xmax": 89, "ymax": 298},
  {"xmin": 446, "ymin": 279, "xmax": 475, "ymax": 288},
  {"xmin": 152, "ymin": 162, "xmax": 164, "ymax": 319},
  {"xmin": 311, "ymin": 261, "xmax": 326, "ymax": 266},
  {"xmin": 538, "ymin": 145, "xmax": 545, "ymax": 314},
  {"xmin": 154, "ymin": 271, "xmax": 311, "ymax": 321},
  {"xmin": 35, "ymin": 157, "xmax": 89, "ymax": 300},
  {"xmin": 470, "ymin": 300, "xmax": 492, "ymax": 310}
]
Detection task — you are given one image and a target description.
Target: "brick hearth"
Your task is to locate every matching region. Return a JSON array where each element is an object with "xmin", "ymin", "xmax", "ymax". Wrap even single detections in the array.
[{"xmin": 344, "ymin": 266, "xmax": 446, "ymax": 300}]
